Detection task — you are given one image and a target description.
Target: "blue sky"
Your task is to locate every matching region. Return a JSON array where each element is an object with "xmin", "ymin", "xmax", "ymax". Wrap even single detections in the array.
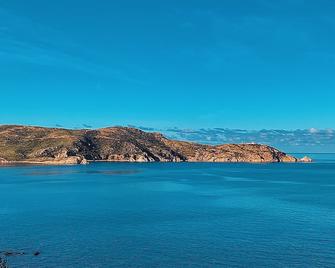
[{"xmin": 0, "ymin": 0, "xmax": 335, "ymax": 150}]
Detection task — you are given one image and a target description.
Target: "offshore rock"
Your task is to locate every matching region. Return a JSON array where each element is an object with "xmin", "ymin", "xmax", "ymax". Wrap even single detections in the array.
[{"xmin": 300, "ymin": 156, "xmax": 313, "ymax": 162}]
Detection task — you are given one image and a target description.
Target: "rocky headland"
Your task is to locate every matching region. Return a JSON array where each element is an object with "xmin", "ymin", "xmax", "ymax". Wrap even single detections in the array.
[{"xmin": 0, "ymin": 125, "xmax": 311, "ymax": 165}]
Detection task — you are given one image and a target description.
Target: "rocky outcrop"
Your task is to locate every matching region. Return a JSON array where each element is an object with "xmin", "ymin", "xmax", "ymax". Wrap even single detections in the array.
[
  {"xmin": 0, "ymin": 158, "xmax": 8, "ymax": 164},
  {"xmin": 0, "ymin": 125, "xmax": 307, "ymax": 165}
]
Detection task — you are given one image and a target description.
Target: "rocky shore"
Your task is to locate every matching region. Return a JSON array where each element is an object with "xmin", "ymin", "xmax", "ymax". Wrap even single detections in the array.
[{"xmin": 0, "ymin": 125, "xmax": 311, "ymax": 165}]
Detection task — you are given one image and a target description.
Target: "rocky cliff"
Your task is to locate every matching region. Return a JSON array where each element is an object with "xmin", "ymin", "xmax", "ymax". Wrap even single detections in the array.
[{"xmin": 0, "ymin": 125, "xmax": 308, "ymax": 164}]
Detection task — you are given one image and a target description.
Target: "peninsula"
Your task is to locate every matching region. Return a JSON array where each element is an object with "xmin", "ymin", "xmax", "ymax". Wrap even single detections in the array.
[{"xmin": 0, "ymin": 125, "xmax": 310, "ymax": 165}]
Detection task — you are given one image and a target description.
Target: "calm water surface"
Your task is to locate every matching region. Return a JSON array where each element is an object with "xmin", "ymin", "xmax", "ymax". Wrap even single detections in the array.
[{"xmin": 1, "ymin": 154, "xmax": 335, "ymax": 267}]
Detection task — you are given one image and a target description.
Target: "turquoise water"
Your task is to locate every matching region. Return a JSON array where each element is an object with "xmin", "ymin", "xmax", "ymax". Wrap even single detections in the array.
[{"xmin": 1, "ymin": 155, "xmax": 335, "ymax": 267}]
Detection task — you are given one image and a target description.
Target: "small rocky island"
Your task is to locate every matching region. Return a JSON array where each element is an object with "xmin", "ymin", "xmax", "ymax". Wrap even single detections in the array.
[{"xmin": 0, "ymin": 125, "xmax": 311, "ymax": 165}]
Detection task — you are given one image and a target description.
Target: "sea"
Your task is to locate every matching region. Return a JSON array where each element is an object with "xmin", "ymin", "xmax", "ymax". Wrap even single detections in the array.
[{"xmin": 0, "ymin": 154, "xmax": 335, "ymax": 267}]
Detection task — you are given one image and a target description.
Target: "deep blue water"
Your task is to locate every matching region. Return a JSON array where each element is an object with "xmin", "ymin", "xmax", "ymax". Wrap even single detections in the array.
[{"xmin": 1, "ymin": 155, "xmax": 335, "ymax": 267}]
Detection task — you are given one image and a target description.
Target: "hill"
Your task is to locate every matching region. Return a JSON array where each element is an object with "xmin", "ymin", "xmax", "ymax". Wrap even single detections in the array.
[{"xmin": 0, "ymin": 125, "xmax": 308, "ymax": 165}]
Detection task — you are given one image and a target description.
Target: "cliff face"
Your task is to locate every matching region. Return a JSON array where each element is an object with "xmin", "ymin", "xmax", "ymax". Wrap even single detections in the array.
[{"xmin": 0, "ymin": 125, "xmax": 302, "ymax": 164}]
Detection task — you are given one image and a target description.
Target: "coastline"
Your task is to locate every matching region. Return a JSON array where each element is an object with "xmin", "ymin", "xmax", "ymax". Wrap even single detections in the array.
[{"xmin": 0, "ymin": 158, "xmax": 312, "ymax": 167}]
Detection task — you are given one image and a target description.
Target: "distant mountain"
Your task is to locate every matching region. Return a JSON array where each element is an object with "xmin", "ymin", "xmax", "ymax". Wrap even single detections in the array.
[{"xmin": 0, "ymin": 125, "xmax": 310, "ymax": 165}]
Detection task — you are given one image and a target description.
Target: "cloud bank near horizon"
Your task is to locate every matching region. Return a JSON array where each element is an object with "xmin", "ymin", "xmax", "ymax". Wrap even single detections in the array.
[{"xmin": 134, "ymin": 126, "xmax": 335, "ymax": 153}]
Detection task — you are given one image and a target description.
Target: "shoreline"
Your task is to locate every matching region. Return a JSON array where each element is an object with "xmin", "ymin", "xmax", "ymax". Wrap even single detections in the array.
[{"xmin": 0, "ymin": 158, "xmax": 312, "ymax": 167}]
